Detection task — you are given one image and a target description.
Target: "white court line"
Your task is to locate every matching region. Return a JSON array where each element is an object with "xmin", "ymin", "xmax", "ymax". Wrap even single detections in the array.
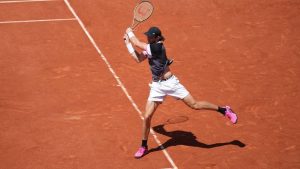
[
  {"xmin": 63, "ymin": 0, "xmax": 178, "ymax": 169},
  {"xmin": 0, "ymin": 0, "xmax": 58, "ymax": 3},
  {"xmin": 0, "ymin": 18, "xmax": 76, "ymax": 24}
]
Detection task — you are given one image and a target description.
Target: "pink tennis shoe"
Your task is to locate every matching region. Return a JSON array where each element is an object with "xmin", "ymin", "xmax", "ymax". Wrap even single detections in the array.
[
  {"xmin": 134, "ymin": 146, "xmax": 148, "ymax": 159},
  {"xmin": 224, "ymin": 106, "xmax": 238, "ymax": 124}
]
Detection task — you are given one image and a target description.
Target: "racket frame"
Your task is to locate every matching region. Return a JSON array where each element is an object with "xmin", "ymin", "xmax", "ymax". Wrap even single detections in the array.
[{"xmin": 131, "ymin": 0, "xmax": 154, "ymax": 30}]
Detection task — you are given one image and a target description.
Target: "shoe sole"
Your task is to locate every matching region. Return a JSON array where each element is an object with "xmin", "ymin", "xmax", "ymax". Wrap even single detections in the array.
[
  {"xmin": 225, "ymin": 106, "xmax": 238, "ymax": 124},
  {"xmin": 225, "ymin": 113, "xmax": 238, "ymax": 124},
  {"xmin": 233, "ymin": 117, "xmax": 238, "ymax": 124},
  {"xmin": 134, "ymin": 151, "xmax": 148, "ymax": 159},
  {"xmin": 232, "ymin": 114, "xmax": 238, "ymax": 124}
]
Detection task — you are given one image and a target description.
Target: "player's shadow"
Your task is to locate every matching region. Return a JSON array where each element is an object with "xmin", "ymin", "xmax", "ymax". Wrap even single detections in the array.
[{"xmin": 148, "ymin": 124, "xmax": 246, "ymax": 154}]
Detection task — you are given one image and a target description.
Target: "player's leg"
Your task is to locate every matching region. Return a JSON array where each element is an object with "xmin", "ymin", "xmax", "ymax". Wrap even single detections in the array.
[
  {"xmin": 134, "ymin": 100, "xmax": 160, "ymax": 158},
  {"xmin": 135, "ymin": 81, "xmax": 165, "ymax": 159},
  {"xmin": 182, "ymin": 94, "xmax": 238, "ymax": 124},
  {"xmin": 142, "ymin": 101, "xmax": 160, "ymax": 140},
  {"xmin": 182, "ymin": 94, "xmax": 218, "ymax": 110}
]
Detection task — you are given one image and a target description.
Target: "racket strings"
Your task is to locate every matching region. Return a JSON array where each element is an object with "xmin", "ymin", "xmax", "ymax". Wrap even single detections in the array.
[{"xmin": 131, "ymin": 0, "xmax": 154, "ymax": 29}]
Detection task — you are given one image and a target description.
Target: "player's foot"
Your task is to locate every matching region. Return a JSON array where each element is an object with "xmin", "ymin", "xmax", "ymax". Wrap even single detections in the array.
[
  {"xmin": 134, "ymin": 146, "xmax": 148, "ymax": 159},
  {"xmin": 224, "ymin": 106, "xmax": 238, "ymax": 124}
]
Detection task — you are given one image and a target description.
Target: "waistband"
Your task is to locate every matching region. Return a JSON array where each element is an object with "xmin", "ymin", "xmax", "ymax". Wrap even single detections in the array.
[{"xmin": 152, "ymin": 75, "xmax": 174, "ymax": 82}]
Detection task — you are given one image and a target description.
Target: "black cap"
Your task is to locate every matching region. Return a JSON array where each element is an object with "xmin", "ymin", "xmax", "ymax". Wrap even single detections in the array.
[{"xmin": 144, "ymin": 27, "xmax": 162, "ymax": 37}]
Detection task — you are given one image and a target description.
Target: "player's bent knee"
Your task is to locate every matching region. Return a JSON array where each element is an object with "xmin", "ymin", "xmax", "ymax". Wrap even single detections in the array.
[
  {"xmin": 143, "ymin": 113, "xmax": 153, "ymax": 121},
  {"xmin": 189, "ymin": 102, "xmax": 199, "ymax": 110}
]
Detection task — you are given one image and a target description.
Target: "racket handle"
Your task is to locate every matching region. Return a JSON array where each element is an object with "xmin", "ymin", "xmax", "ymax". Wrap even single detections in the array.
[{"xmin": 131, "ymin": 21, "xmax": 140, "ymax": 30}]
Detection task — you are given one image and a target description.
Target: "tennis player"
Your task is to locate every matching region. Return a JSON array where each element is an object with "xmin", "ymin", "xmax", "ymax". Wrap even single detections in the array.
[{"xmin": 124, "ymin": 27, "xmax": 238, "ymax": 159}]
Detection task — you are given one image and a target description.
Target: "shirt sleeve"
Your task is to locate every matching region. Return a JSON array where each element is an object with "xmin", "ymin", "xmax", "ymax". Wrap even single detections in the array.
[{"xmin": 142, "ymin": 44, "xmax": 152, "ymax": 58}]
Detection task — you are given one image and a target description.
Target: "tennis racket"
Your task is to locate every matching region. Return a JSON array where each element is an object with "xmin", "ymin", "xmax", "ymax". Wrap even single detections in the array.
[{"xmin": 131, "ymin": 0, "xmax": 154, "ymax": 30}]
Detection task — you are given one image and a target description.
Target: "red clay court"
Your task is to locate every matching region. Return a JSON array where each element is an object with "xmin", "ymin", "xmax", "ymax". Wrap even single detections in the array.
[{"xmin": 0, "ymin": 0, "xmax": 299, "ymax": 169}]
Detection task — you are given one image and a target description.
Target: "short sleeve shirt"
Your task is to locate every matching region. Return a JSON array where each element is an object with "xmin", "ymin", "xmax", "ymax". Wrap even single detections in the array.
[{"xmin": 143, "ymin": 42, "xmax": 168, "ymax": 81}]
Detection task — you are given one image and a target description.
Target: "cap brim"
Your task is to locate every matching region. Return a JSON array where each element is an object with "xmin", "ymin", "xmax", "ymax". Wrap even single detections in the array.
[{"xmin": 144, "ymin": 31, "xmax": 153, "ymax": 37}]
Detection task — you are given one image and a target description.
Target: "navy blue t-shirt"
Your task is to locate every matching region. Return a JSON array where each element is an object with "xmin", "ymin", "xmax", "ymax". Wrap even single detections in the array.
[{"xmin": 145, "ymin": 42, "xmax": 169, "ymax": 81}]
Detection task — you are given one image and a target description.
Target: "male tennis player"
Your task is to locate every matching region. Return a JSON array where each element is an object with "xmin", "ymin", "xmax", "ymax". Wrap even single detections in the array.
[{"xmin": 124, "ymin": 27, "xmax": 238, "ymax": 159}]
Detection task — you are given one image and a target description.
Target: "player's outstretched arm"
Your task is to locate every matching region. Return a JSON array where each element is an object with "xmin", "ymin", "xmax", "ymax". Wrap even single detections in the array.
[
  {"xmin": 126, "ymin": 27, "xmax": 147, "ymax": 51},
  {"xmin": 124, "ymin": 34, "xmax": 147, "ymax": 63}
]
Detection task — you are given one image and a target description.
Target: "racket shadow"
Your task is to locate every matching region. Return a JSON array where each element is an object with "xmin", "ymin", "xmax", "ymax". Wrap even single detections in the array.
[{"xmin": 148, "ymin": 124, "xmax": 246, "ymax": 154}]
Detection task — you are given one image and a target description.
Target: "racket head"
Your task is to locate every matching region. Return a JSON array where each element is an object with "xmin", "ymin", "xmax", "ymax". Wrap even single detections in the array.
[{"xmin": 131, "ymin": 0, "xmax": 154, "ymax": 29}]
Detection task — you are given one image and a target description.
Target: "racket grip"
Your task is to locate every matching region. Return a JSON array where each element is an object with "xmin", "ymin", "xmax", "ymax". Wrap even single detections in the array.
[{"xmin": 127, "ymin": 31, "xmax": 135, "ymax": 38}]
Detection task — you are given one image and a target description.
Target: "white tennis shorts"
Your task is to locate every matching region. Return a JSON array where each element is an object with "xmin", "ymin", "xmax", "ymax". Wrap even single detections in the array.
[{"xmin": 148, "ymin": 75, "xmax": 190, "ymax": 102}]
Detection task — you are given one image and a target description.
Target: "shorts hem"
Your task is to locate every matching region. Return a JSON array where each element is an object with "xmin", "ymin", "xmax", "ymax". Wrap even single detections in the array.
[
  {"xmin": 179, "ymin": 92, "xmax": 190, "ymax": 100},
  {"xmin": 147, "ymin": 98, "xmax": 164, "ymax": 102}
]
